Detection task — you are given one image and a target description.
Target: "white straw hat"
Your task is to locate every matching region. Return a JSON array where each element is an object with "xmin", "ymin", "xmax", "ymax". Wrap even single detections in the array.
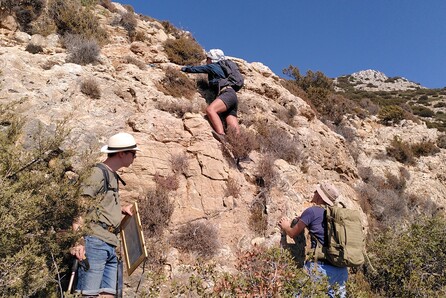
[
  {"xmin": 316, "ymin": 182, "xmax": 340, "ymax": 206},
  {"xmin": 100, "ymin": 132, "xmax": 140, "ymax": 153}
]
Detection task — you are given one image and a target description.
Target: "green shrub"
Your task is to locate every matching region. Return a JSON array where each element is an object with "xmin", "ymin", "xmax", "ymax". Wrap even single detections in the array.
[
  {"xmin": 412, "ymin": 105, "xmax": 435, "ymax": 117},
  {"xmin": 171, "ymin": 222, "xmax": 220, "ymax": 259},
  {"xmin": 63, "ymin": 34, "xmax": 100, "ymax": 65},
  {"xmin": 0, "ymin": 107, "xmax": 90, "ymax": 296},
  {"xmin": 80, "ymin": 77, "xmax": 101, "ymax": 99},
  {"xmin": 163, "ymin": 36, "xmax": 205, "ymax": 65},
  {"xmin": 157, "ymin": 67, "xmax": 196, "ymax": 99},
  {"xmin": 378, "ymin": 105, "xmax": 406, "ymax": 125},
  {"xmin": 437, "ymin": 134, "xmax": 446, "ymax": 149},
  {"xmin": 366, "ymin": 216, "xmax": 446, "ymax": 297},
  {"xmin": 283, "ymin": 65, "xmax": 333, "ymax": 91}
]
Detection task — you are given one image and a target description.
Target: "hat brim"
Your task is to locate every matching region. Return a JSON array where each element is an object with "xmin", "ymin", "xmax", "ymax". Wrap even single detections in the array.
[
  {"xmin": 100, "ymin": 145, "xmax": 141, "ymax": 153},
  {"xmin": 316, "ymin": 185, "xmax": 334, "ymax": 206}
]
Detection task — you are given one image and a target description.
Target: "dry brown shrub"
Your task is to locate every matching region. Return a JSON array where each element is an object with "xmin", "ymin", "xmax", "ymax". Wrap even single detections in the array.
[
  {"xmin": 256, "ymin": 123, "xmax": 302, "ymax": 165},
  {"xmin": 153, "ymin": 172, "xmax": 179, "ymax": 192},
  {"xmin": 120, "ymin": 11, "xmax": 137, "ymax": 33},
  {"xmin": 226, "ymin": 177, "xmax": 241, "ymax": 198},
  {"xmin": 249, "ymin": 193, "xmax": 268, "ymax": 236},
  {"xmin": 80, "ymin": 77, "xmax": 101, "ymax": 99},
  {"xmin": 157, "ymin": 67, "xmax": 196, "ymax": 99},
  {"xmin": 255, "ymin": 155, "xmax": 278, "ymax": 190},
  {"xmin": 170, "ymin": 152, "xmax": 189, "ymax": 176},
  {"xmin": 411, "ymin": 140, "xmax": 440, "ymax": 157},
  {"xmin": 163, "ymin": 36, "xmax": 205, "ymax": 65},
  {"xmin": 25, "ymin": 43, "xmax": 43, "ymax": 54},
  {"xmin": 437, "ymin": 134, "xmax": 446, "ymax": 149},
  {"xmin": 123, "ymin": 55, "xmax": 147, "ymax": 70},
  {"xmin": 387, "ymin": 136, "xmax": 415, "ymax": 165},
  {"xmin": 226, "ymin": 126, "xmax": 257, "ymax": 161},
  {"xmin": 139, "ymin": 188, "xmax": 174, "ymax": 238},
  {"xmin": 170, "ymin": 221, "xmax": 220, "ymax": 259},
  {"xmin": 63, "ymin": 34, "xmax": 100, "ymax": 65},
  {"xmin": 156, "ymin": 99, "xmax": 194, "ymax": 118}
]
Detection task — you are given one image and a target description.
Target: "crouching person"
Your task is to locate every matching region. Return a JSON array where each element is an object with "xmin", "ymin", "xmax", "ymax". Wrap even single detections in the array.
[{"xmin": 70, "ymin": 132, "xmax": 140, "ymax": 297}]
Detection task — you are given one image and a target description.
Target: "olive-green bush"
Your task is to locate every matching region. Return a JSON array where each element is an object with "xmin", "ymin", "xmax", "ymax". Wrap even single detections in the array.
[
  {"xmin": 164, "ymin": 36, "xmax": 205, "ymax": 65},
  {"xmin": 366, "ymin": 216, "xmax": 446, "ymax": 297}
]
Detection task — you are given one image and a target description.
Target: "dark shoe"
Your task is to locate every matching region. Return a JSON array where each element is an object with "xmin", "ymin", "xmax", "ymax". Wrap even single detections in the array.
[{"xmin": 212, "ymin": 131, "xmax": 227, "ymax": 143}]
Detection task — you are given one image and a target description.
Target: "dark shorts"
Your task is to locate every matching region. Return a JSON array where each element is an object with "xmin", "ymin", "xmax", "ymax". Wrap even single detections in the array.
[{"xmin": 217, "ymin": 87, "xmax": 238, "ymax": 117}]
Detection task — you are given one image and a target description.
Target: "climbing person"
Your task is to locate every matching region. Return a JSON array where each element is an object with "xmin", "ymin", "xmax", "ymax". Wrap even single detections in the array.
[
  {"xmin": 181, "ymin": 49, "xmax": 243, "ymax": 141},
  {"xmin": 278, "ymin": 182, "xmax": 349, "ymax": 298},
  {"xmin": 70, "ymin": 132, "xmax": 140, "ymax": 297}
]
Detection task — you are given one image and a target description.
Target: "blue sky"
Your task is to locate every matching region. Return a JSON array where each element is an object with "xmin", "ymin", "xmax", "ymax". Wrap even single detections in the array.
[{"xmin": 117, "ymin": 1, "xmax": 446, "ymax": 89}]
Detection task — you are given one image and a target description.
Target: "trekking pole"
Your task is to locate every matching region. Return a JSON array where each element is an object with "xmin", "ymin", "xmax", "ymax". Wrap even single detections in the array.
[{"xmin": 67, "ymin": 259, "xmax": 79, "ymax": 294}]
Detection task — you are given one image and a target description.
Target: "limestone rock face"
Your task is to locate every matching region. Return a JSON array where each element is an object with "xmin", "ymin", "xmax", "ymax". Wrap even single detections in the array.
[{"xmin": 1, "ymin": 3, "xmax": 445, "ymax": 283}]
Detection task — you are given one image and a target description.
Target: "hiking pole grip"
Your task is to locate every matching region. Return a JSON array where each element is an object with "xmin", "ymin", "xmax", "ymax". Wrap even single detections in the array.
[{"xmin": 67, "ymin": 259, "xmax": 79, "ymax": 293}]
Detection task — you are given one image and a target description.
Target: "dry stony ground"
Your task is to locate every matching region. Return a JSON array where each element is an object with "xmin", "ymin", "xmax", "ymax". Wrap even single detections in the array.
[{"xmin": 0, "ymin": 2, "xmax": 445, "ymax": 292}]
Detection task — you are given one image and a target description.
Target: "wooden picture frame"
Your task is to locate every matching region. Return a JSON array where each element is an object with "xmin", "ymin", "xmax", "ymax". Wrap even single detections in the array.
[{"xmin": 120, "ymin": 202, "xmax": 148, "ymax": 276}]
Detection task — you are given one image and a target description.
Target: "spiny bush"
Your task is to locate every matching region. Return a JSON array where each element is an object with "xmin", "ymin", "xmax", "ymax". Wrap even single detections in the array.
[
  {"xmin": 283, "ymin": 65, "xmax": 333, "ymax": 91},
  {"xmin": 226, "ymin": 126, "xmax": 257, "ymax": 162},
  {"xmin": 124, "ymin": 55, "xmax": 147, "ymax": 70},
  {"xmin": 99, "ymin": 0, "xmax": 117, "ymax": 12},
  {"xmin": 386, "ymin": 136, "xmax": 415, "ymax": 164},
  {"xmin": 120, "ymin": 11, "xmax": 137, "ymax": 34},
  {"xmin": 256, "ymin": 123, "xmax": 302, "ymax": 165},
  {"xmin": 164, "ymin": 36, "xmax": 205, "ymax": 65},
  {"xmin": 366, "ymin": 216, "xmax": 446, "ymax": 297},
  {"xmin": 63, "ymin": 33, "xmax": 100, "ymax": 65},
  {"xmin": 48, "ymin": 0, "xmax": 108, "ymax": 44},
  {"xmin": 387, "ymin": 136, "xmax": 440, "ymax": 164},
  {"xmin": 170, "ymin": 152, "xmax": 189, "ymax": 176},
  {"xmin": 80, "ymin": 77, "xmax": 101, "ymax": 99},
  {"xmin": 138, "ymin": 188, "xmax": 174, "ymax": 238},
  {"xmin": 161, "ymin": 20, "xmax": 181, "ymax": 38},
  {"xmin": 0, "ymin": 107, "xmax": 91, "ymax": 296},
  {"xmin": 255, "ymin": 155, "xmax": 278, "ymax": 190},
  {"xmin": 171, "ymin": 221, "xmax": 220, "ymax": 259},
  {"xmin": 153, "ymin": 172, "xmax": 179, "ymax": 192},
  {"xmin": 157, "ymin": 67, "xmax": 196, "ymax": 99}
]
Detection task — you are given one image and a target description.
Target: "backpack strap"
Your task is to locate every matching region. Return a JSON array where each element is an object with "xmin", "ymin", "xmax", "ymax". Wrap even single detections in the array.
[{"xmin": 95, "ymin": 163, "xmax": 126, "ymax": 193}]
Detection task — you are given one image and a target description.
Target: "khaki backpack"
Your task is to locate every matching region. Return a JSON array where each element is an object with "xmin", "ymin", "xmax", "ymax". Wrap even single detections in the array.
[{"xmin": 312, "ymin": 203, "xmax": 365, "ymax": 267}]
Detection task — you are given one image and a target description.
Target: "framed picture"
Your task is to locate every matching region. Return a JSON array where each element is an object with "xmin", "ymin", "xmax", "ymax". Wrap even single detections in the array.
[{"xmin": 120, "ymin": 202, "xmax": 148, "ymax": 276}]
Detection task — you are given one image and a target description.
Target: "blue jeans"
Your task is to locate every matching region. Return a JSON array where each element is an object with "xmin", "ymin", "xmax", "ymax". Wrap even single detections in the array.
[
  {"xmin": 305, "ymin": 261, "xmax": 348, "ymax": 298},
  {"xmin": 76, "ymin": 236, "xmax": 118, "ymax": 296}
]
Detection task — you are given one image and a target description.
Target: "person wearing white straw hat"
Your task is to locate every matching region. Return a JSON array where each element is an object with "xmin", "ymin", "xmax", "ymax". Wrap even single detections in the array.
[
  {"xmin": 70, "ymin": 132, "xmax": 140, "ymax": 297},
  {"xmin": 278, "ymin": 182, "xmax": 348, "ymax": 298}
]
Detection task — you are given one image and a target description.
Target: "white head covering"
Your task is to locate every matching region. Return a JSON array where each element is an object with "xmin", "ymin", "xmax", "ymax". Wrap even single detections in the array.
[
  {"xmin": 206, "ymin": 49, "xmax": 225, "ymax": 63},
  {"xmin": 100, "ymin": 132, "xmax": 141, "ymax": 153}
]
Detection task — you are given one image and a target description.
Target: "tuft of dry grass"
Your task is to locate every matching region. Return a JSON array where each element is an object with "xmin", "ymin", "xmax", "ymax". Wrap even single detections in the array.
[
  {"xmin": 170, "ymin": 221, "xmax": 220, "ymax": 259},
  {"xmin": 80, "ymin": 77, "xmax": 101, "ymax": 99},
  {"xmin": 170, "ymin": 152, "xmax": 189, "ymax": 176}
]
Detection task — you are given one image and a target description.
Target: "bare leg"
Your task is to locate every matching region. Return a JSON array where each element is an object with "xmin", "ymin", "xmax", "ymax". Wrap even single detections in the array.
[
  {"xmin": 206, "ymin": 98, "xmax": 227, "ymax": 134},
  {"xmin": 225, "ymin": 115, "xmax": 240, "ymax": 135}
]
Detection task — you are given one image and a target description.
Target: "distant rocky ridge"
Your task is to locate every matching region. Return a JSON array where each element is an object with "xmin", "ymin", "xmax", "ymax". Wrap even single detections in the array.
[{"xmin": 334, "ymin": 69, "xmax": 424, "ymax": 92}]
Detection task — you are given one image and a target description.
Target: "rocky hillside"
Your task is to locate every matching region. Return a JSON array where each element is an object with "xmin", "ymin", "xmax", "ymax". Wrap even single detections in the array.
[
  {"xmin": 1, "ymin": 1, "xmax": 445, "ymax": 293},
  {"xmin": 334, "ymin": 69, "xmax": 424, "ymax": 91}
]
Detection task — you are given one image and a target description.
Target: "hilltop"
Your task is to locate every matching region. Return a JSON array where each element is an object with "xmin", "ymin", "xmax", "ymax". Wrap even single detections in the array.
[{"xmin": 1, "ymin": 1, "xmax": 445, "ymax": 296}]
